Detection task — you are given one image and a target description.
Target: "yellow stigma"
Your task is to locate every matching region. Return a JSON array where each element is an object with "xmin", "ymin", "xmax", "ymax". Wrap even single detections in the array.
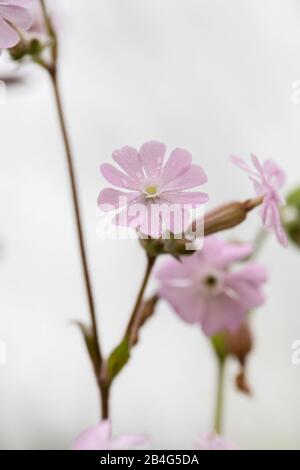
[{"xmin": 145, "ymin": 185, "xmax": 158, "ymax": 197}]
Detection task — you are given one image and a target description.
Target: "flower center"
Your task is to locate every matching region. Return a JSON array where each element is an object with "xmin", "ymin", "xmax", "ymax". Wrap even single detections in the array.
[
  {"xmin": 199, "ymin": 270, "xmax": 224, "ymax": 296},
  {"xmin": 204, "ymin": 275, "xmax": 218, "ymax": 288},
  {"xmin": 144, "ymin": 185, "xmax": 159, "ymax": 198}
]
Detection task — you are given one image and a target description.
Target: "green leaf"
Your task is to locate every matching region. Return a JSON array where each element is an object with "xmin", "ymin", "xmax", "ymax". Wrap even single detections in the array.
[
  {"xmin": 75, "ymin": 322, "xmax": 100, "ymax": 372},
  {"xmin": 107, "ymin": 337, "xmax": 130, "ymax": 383}
]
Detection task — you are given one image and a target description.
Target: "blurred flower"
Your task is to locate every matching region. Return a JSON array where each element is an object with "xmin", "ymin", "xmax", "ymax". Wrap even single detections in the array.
[
  {"xmin": 27, "ymin": 0, "xmax": 46, "ymax": 37},
  {"xmin": 195, "ymin": 433, "xmax": 238, "ymax": 450},
  {"xmin": 156, "ymin": 236, "xmax": 267, "ymax": 336},
  {"xmin": 72, "ymin": 420, "xmax": 149, "ymax": 451},
  {"xmin": 98, "ymin": 141, "xmax": 208, "ymax": 237},
  {"xmin": 0, "ymin": 0, "xmax": 33, "ymax": 49},
  {"xmin": 231, "ymin": 154, "xmax": 287, "ymax": 246}
]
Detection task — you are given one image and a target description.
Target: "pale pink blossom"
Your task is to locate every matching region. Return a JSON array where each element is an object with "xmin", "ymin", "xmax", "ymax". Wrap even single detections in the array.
[
  {"xmin": 72, "ymin": 420, "xmax": 149, "ymax": 451},
  {"xmin": 195, "ymin": 433, "xmax": 238, "ymax": 450},
  {"xmin": 156, "ymin": 236, "xmax": 267, "ymax": 336},
  {"xmin": 98, "ymin": 141, "xmax": 208, "ymax": 237},
  {"xmin": 0, "ymin": 0, "xmax": 33, "ymax": 49},
  {"xmin": 231, "ymin": 154, "xmax": 287, "ymax": 246}
]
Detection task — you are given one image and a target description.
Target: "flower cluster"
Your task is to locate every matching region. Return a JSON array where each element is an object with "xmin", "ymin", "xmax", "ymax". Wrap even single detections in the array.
[{"xmin": 1, "ymin": 0, "xmax": 291, "ymax": 450}]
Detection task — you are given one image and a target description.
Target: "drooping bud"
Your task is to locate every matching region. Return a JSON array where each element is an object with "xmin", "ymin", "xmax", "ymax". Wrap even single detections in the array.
[
  {"xmin": 212, "ymin": 322, "xmax": 254, "ymax": 395},
  {"xmin": 224, "ymin": 322, "xmax": 253, "ymax": 395}
]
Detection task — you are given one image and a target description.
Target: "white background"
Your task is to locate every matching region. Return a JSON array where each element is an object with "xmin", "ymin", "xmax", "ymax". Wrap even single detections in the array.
[{"xmin": 0, "ymin": 0, "xmax": 300, "ymax": 450}]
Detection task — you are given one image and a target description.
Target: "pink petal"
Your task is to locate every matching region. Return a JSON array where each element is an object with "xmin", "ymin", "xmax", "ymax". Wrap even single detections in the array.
[
  {"xmin": 0, "ymin": 15, "xmax": 19, "ymax": 48},
  {"xmin": 230, "ymin": 155, "xmax": 258, "ymax": 177},
  {"xmin": 160, "ymin": 205, "xmax": 190, "ymax": 234},
  {"xmin": 202, "ymin": 237, "xmax": 253, "ymax": 268},
  {"xmin": 227, "ymin": 264, "xmax": 267, "ymax": 310},
  {"xmin": 235, "ymin": 263, "xmax": 268, "ymax": 283},
  {"xmin": 163, "ymin": 164, "xmax": 207, "ymax": 191},
  {"xmin": 0, "ymin": 4, "xmax": 33, "ymax": 30},
  {"xmin": 195, "ymin": 433, "xmax": 238, "ymax": 450},
  {"xmin": 155, "ymin": 256, "xmax": 189, "ymax": 281},
  {"xmin": 139, "ymin": 141, "xmax": 166, "ymax": 179},
  {"xmin": 159, "ymin": 285, "xmax": 205, "ymax": 324},
  {"xmin": 4, "ymin": 1, "xmax": 32, "ymax": 5},
  {"xmin": 162, "ymin": 148, "xmax": 192, "ymax": 185},
  {"xmin": 97, "ymin": 188, "xmax": 139, "ymax": 211},
  {"xmin": 250, "ymin": 154, "xmax": 265, "ymax": 178},
  {"xmin": 138, "ymin": 203, "xmax": 163, "ymax": 238},
  {"xmin": 201, "ymin": 295, "xmax": 244, "ymax": 336},
  {"xmin": 112, "ymin": 197, "xmax": 146, "ymax": 227},
  {"xmin": 111, "ymin": 434, "xmax": 149, "ymax": 450},
  {"xmin": 263, "ymin": 159, "xmax": 286, "ymax": 189},
  {"xmin": 271, "ymin": 200, "xmax": 288, "ymax": 247},
  {"xmin": 72, "ymin": 420, "xmax": 111, "ymax": 450},
  {"xmin": 101, "ymin": 163, "xmax": 139, "ymax": 190},
  {"xmin": 160, "ymin": 191, "xmax": 208, "ymax": 207},
  {"xmin": 112, "ymin": 146, "xmax": 144, "ymax": 181}
]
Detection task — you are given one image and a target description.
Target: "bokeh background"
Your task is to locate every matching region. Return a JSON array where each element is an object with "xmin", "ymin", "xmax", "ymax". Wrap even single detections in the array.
[{"xmin": 0, "ymin": 0, "xmax": 300, "ymax": 450}]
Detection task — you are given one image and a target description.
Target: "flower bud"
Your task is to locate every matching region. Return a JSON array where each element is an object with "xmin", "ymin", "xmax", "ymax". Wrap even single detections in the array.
[
  {"xmin": 282, "ymin": 187, "xmax": 300, "ymax": 247},
  {"xmin": 224, "ymin": 323, "xmax": 253, "ymax": 395},
  {"xmin": 223, "ymin": 322, "xmax": 253, "ymax": 364}
]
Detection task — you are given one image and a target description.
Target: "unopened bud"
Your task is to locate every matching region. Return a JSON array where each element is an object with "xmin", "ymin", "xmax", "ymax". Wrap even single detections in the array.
[
  {"xmin": 224, "ymin": 322, "xmax": 253, "ymax": 396},
  {"xmin": 224, "ymin": 322, "xmax": 253, "ymax": 364},
  {"xmin": 283, "ymin": 187, "xmax": 300, "ymax": 247}
]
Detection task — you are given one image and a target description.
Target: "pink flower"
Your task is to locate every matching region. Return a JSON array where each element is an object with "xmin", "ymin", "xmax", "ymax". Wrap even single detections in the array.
[
  {"xmin": 156, "ymin": 236, "xmax": 267, "ymax": 336},
  {"xmin": 195, "ymin": 433, "xmax": 238, "ymax": 450},
  {"xmin": 98, "ymin": 141, "xmax": 208, "ymax": 237},
  {"xmin": 231, "ymin": 154, "xmax": 287, "ymax": 246},
  {"xmin": 0, "ymin": 0, "xmax": 33, "ymax": 49},
  {"xmin": 72, "ymin": 420, "xmax": 149, "ymax": 451}
]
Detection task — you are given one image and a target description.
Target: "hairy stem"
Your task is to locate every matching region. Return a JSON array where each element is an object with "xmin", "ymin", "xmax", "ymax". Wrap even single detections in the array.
[
  {"xmin": 124, "ymin": 255, "xmax": 156, "ymax": 347},
  {"xmin": 49, "ymin": 70, "xmax": 102, "ymax": 370}
]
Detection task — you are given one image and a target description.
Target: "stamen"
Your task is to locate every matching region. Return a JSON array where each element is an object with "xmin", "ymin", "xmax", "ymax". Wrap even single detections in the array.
[{"xmin": 144, "ymin": 186, "xmax": 158, "ymax": 198}]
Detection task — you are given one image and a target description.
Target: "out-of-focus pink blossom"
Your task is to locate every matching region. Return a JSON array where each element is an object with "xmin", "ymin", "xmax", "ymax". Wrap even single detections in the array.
[
  {"xmin": 27, "ymin": 0, "xmax": 45, "ymax": 36},
  {"xmin": 72, "ymin": 420, "xmax": 149, "ymax": 451},
  {"xmin": 0, "ymin": 0, "xmax": 33, "ymax": 49},
  {"xmin": 231, "ymin": 154, "xmax": 287, "ymax": 246},
  {"xmin": 195, "ymin": 433, "xmax": 238, "ymax": 450},
  {"xmin": 98, "ymin": 141, "xmax": 208, "ymax": 237},
  {"xmin": 156, "ymin": 236, "xmax": 267, "ymax": 336}
]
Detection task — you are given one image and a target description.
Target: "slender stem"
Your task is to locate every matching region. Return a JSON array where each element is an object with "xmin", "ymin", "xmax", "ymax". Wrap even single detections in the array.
[
  {"xmin": 48, "ymin": 69, "xmax": 102, "ymax": 371},
  {"xmin": 98, "ymin": 255, "xmax": 156, "ymax": 418},
  {"xmin": 100, "ymin": 385, "xmax": 110, "ymax": 420},
  {"xmin": 251, "ymin": 227, "xmax": 268, "ymax": 260},
  {"xmin": 124, "ymin": 255, "xmax": 156, "ymax": 346},
  {"xmin": 213, "ymin": 359, "xmax": 226, "ymax": 434}
]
